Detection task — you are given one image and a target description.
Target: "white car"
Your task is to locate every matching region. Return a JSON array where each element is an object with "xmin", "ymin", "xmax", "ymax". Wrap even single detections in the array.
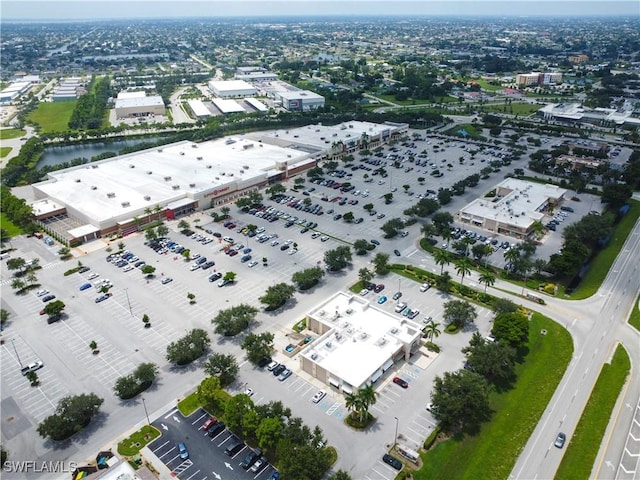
[
  {"xmin": 21, "ymin": 360, "xmax": 44, "ymax": 376},
  {"xmin": 87, "ymin": 273, "xmax": 99, "ymax": 280},
  {"xmin": 288, "ymin": 249, "xmax": 298, "ymax": 256},
  {"xmin": 189, "ymin": 264, "xmax": 200, "ymax": 271},
  {"xmin": 270, "ymin": 240, "xmax": 280, "ymax": 246},
  {"xmin": 123, "ymin": 265, "xmax": 134, "ymax": 272},
  {"xmin": 247, "ymin": 260, "xmax": 259, "ymax": 268},
  {"xmin": 35, "ymin": 289, "xmax": 49, "ymax": 297},
  {"xmin": 192, "ymin": 253, "xmax": 201, "ymax": 260},
  {"xmin": 244, "ymin": 387, "xmax": 254, "ymax": 397},
  {"xmin": 311, "ymin": 390, "xmax": 326, "ymax": 403},
  {"xmin": 360, "ymin": 289, "xmax": 369, "ymax": 296},
  {"xmin": 320, "ymin": 236, "xmax": 329, "ymax": 242}
]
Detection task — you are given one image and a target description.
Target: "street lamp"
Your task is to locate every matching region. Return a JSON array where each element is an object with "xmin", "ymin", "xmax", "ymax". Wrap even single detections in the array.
[
  {"xmin": 393, "ymin": 416, "xmax": 399, "ymax": 449},
  {"xmin": 11, "ymin": 338, "xmax": 23, "ymax": 368},
  {"xmin": 141, "ymin": 397, "xmax": 151, "ymax": 425},
  {"xmin": 124, "ymin": 288, "xmax": 133, "ymax": 317}
]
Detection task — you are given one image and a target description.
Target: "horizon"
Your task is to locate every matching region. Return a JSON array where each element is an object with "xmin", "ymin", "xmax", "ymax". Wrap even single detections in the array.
[{"xmin": 2, "ymin": 1, "xmax": 639, "ymax": 21}]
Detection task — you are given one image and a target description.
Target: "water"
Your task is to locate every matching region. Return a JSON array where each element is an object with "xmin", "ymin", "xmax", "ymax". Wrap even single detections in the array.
[{"xmin": 37, "ymin": 136, "xmax": 169, "ymax": 168}]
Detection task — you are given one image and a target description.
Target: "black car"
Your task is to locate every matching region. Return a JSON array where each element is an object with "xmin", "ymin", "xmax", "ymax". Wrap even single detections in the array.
[
  {"xmin": 240, "ymin": 448, "xmax": 262, "ymax": 469},
  {"xmin": 272, "ymin": 364, "xmax": 287, "ymax": 376},
  {"xmin": 209, "ymin": 272, "xmax": 222, "ymax": 282},
  {"xmin": 78, "ymin": 266, "xmax": 90, "ymax": 273},
  {"xmin": 257, "ymin": 357, "xmax": 272, "ymax": 368},
  {"xmin": 394, "ymin": 249, "xmax": 401, "ymax": 257},
  {"xmin": 207, "ymin": 421, "xmax": 226, "ymax": 438},
  {"xmin": 382, "ymin": 454, "xmax": 403, "ymax": 470},
  {"xmin": 370, "ymin": 239, "xmax": 380, "ymax": 245}
]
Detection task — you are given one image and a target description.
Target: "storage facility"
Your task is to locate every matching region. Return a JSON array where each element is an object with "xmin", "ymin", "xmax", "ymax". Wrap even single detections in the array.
[
  {"xmin": 114, "ymin": 91, "xmax": 165, "ymax": 118},
  {"xmin": 212, "ymin": 98, "xmax": 245, "ymax": 114},
  {"xmin": 0, "ymin": 81, "xmax": 32, "ymax": 104},
  {"xmin": 208, "ymin": 80, "xmax": 257, "ymax": 98},
  {"xmin": 186, "ymin": 99, "xmax": 212, "ymax": 119},
  {"xmin": 275, "ymin": 90, "xmax": 325, "ymax": 112}
]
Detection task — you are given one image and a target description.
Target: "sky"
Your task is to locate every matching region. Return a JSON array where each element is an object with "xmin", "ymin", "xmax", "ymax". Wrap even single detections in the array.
[{"xmin": 2, "ymin": 0, "xmax": 639, "ymax": 21}]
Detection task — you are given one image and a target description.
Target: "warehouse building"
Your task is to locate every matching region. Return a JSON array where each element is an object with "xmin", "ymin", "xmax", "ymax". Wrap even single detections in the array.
[
  {"xmin": 299, "ymin": 292, "xmax": 422, "ymax": 394},
  {"xmin": 275, "ymin": 89, "xmax": 325, "ymax": 111},
  {"xmin": 456, "ymin": 179, "xmax": 567, "ymax": 239},
  {"xmin": 208, "ymin": 80, "xmax": 257, "ymax": 98},
  {"xmin": 0, "ymin": 81, "xmax": 33, "ymax": 104},
  {"xmin": 186, "ymin": 99, "xmax": 212, "ymax": 119},
  {"xmin": 114, "ymin": 91, "xmax": 165, "ymax": 119},
  {"xmin": 52, "ymin": 78, "xmax": 84, "ymax": 102},
  {"xmin": 212, "ymin": 98, "xmax": 245, "ymax": 114}
]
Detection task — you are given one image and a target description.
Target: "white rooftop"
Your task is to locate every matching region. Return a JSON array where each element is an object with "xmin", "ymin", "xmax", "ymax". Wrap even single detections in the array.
[
  {"xmin": 33, "ymin": 138, "xmax": 309, "ymax": 226},
  {"xmin": 212, "ymin": 98, "xmax": 245, "ymax": 114},
  {"xmin": 117, "ymin": 91, "xmax": 146, "ymax": 99},
  {"xmin": 254, "ymin": 120, "xmax": 394, "ymax": 151},
  {"xmin": 302, "ymin": 292, "xmax": 421, "ymax": 390},
  {"xmin": 277, "ymin": 89, "xmax": 324, "ymax": 101},
  {"xmin": 459, "ymin": 178, "xmax": 566, "ymax": 229},
  {"xmin": 187, "ymin": 99, "xmax": 212, "ymax": 117},
  {"xmin": 115, "ymin": 95, "xmax": 164, "ymax": 109},
  {"xmin": 209, "ymin": 79, "xmax": 256, "ymax": 93}
]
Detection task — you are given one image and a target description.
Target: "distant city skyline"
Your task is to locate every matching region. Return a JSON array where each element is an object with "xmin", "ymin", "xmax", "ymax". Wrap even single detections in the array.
[{"xmin": 2, "ymin": 0, "xmax": 639, "ymax": 21}]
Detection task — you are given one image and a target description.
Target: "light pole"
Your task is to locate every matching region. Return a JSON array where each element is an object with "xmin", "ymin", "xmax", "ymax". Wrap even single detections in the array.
[
  {"xmin": 393, "ymin": 416, "xmax": 399, "ymax": 449},
  {"xmin": 141, "ymin": 396, "xmax": 151, "ymax": 425},
  {"xmin": 11, "ymin": 338, "xmax": 23, "ymax": 368},
  {"xmin": 124, "ymin": 288, "xmax": 133, "ymax": 317}
]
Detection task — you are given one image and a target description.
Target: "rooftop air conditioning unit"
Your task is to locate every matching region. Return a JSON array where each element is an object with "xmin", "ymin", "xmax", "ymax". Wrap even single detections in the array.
[
  {"xmin": 144, "ymin": 195, "xmax": 151, "ymax": 201},
  {"xmin": 129, "ymin": 164, "xmax": 135, "ymax": 168},
  {"xmin": 121, "ymin": 202, "xmax": 130, "ymax": 207},
  {"xmin": 158, "ymin": 149, "xmax": 163, "ymax": 152},
  {"xmin": 391, "ymin": 327, "xmax": 398, "ymax": 334},
  {"xmin": 197, "ymin": 156, "xmax": 203, "ymax": 160},
  {"xmin": 91, "ymin": 186, "xmax": 97, "ymax": 190},
  {"xmin": 335, "ymin": 333, "xmax": 342, "ymax": 340},
  {"xmin": 319, "ymin": 310, "xmax": 326, "ymax": 316},
  {"xmin": 75, "ymin": 179, "xmax": 81, "ymax": 182},
  {"xmin": 147, "ymin": 171, "xmax": 152, "ymax": 174},
  {"xmin": 164, "ymin": 176, "xmax": 171, "ymax": 181},
  {"xmin": 91, "ymin": 165, "xmax": 98, "ymax": 168},
  {"xmin": 189, "ymin": 183, "xmax": 195, "ymax": 188},
  {"xmin": 172, "ymin": 185, "xmax": 180, "ymax": 190},
  {"xmin": 206, "ymin": 165, "xmax": 212, "ymax": 169},
  {"xmin": 360, "ymin": 332, "xmax": 368, "ymax": 340},
  {"xmin": 179, "ymin": 152, "xmax": 184, "ymax": 156},
  {"xmin": 325, "ymin": 341, "xmax": 332, "ymax": 348},
  {"xmin": 107, "ymin": 192, "xmax": 115, "ymax": 198},
  {"xmin": 311, "ymin": 353, "xmax": 318, "ymax": 360},
  {"xmin": 192, "ymin": 144, "xmax": 197, "ymax": 148}
]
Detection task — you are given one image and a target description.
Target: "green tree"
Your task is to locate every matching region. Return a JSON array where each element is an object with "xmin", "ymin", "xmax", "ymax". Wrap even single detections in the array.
[
  {"xmin": 196, "ymin": 376, "xmax": 227, "ymax": 412},
  {"xmin": 358, "ymin": 267, "xmax": 374, "ymax": 286},
  {"xmin": 144, "ymin": 228, "xmax": 157, "ymax": 242},
  {"xmin": 0, "ymin": 309, "xmax": 9, "ymax": 329},
  {"xmin": 204, "ymin": 353, "xmax": 239, "ymax": 386},
  {"xmin": 421, "ymin": 222, "xmax": 437, "ymax": 239},
  {"xmin": 58, "ymin": 247, "xmax": 72, "ymax": 260},
  {"xmin": 212, "ymin": 304, "xmax": 258, "ymax": 336},
  {"xmin": 256, "ymin": 417, "xmax": 283, "ymax": 453},
  {"xmin": 324, "ymin": 246, "xmax": 353, "ymax": 272},
  {"xmin": 491, "ymin": 298, "xmax": 518, "ymax": 316},
  {"xmin": 6, "ymin": 257, "xmax": 26, "ymax": 275},
  {"xmin": 443, "ymin": 300, "xmax": 477, "ymax": 330},
  {"xmin": 241, "ymin": 332, "xmax": 275, "ymax": 364},
  {"xmin": 165, "ymin": 329, "xmax": 210, "ymax": 365},
  {"xmin": 259, "ymin": 283, "xmax": 296, "ymax": 311},
  {"xmin": 43, "ymin": 300, "xmax": 66, "ymax": 320},
  {"xmin": 113, "ymin": 375, "xmax": 141, "ymax": 400},
  {"xmin": 133, "ymin": 363, "xmax": 158, "ymax": 387},
  {"xmin": 342, "ymin": 211, "xmax": 355, "ymax": 223},
  {"xmin": 454, "ymin": 257, "xmax": 472, "ymax": 285},
  {"xmin": 372, "ymin": 252, "xmax": 390, "ymax": 275},
  {"xmin": 156, "ymin": 224, "xmax": 169, "ymax": 237},
  {"xmin": 291, "ymin": 266, "xmax": 325, "ymax": 291},
  {"xmin": 423, "ymin": 320, "xmax": 441, "ymax": 342},
  {"xmin": 224, "ymin": 394, "xmax": 254, "ymax": 433},
  {"xmin": 220, "ymin": 206, "xmax": 230, "ymax": 217},
  {"xmin": 328, "ymin": 471, "xmax": 353, "ymax": 480},
  {"xmin": 601, "ymin": 183, "xmax": 632, "ymax": 210},
  {"xmin": 463, "ymin": 333, "xmax": 517, "ymax": 387},
  {"xmin": 380, "ymin": 217, "xmax": 404, "ymax": 238},
  {"xmin": 431, "ymin": 370, "xmax": 492, "ymax": 434},
  {"xmin": 478, "ymin": 270, "xmax": 496, "ymax": 293},
  {"xmin": 432, "ymin": 212, "xmax": 454, "ymax": 236},
  {"xmin": 492, "ymin": 312, "xmax": 530, "ymax": 348},
  {"xmin": 177, "ymin": 219, "xmax": 190, "ymax": 231},
  {"xmin": 266, "ymin": 183, "xmax": 286, "ymax": 198},
  {"xmin": 353, "ymin": 239, "xmax": 370, "ymax": 255},
  {"xmin": 36, "ymin": 394, "xmax": 104, "ymax": 441},
  {"xmin": 141, "ymin": 265, "xmax": 156, "ymax": 277},
  {"xmin": 436, "ymin": 271, "xmax": 452, "ymax": 292},
  {"xmin": 433, "ymin": 249, "xmax": 451, "ymax": 275}
]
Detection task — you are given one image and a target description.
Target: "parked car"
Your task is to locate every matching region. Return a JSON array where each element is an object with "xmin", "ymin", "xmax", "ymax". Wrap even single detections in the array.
[
  {"xmin": 41, "ymin": 294, "xmax": 56, "ymax": 303},
  {"xmin": 161, "ymin": 277, "xmax": 173, "ymax": 284},
  {"xmin": 21, "ymin": 360, "xmax": 44, "ymax": 376},
  {"xmin": 278, "ymin": 369, "xmax": 292, "ymax": 381},
  {"xmin": 177, "ymin": 442, "xmax": 189, "ymax": 460},
  {"xmin": 240, "ymin": 448, "xmax": 262, "ymax": 469},
  {"xmin": 202, "ymin": 416, "xmax": 217, "ymax": 431},
  {"xmin": 377, "ymin": 296, "xmax": 388, "ymax": 304},
  {"xmin": 272, "ymin": 364, "xmax": 287, "ymax": 376},
  {"xmin": 209, "ymin": 272, "xmax": 222, "ymax": 282},
  {"xmin": 79, "ymin": 283, "xmax": 92, "ymax": 291},
  {"xmin": 311, "ymin": 390, "xmax": 327, "ymax": 403},
  {"xmin": 207, "ymin": 420, "xmax": 226, "ymax": 438},
  {"xmin": 382, "ymin": 454, "xmax": 403, "ymax": 470},
  {"xmin": 373, "ymin": 283, "xmax": 385, "ymax": 293},
  {"xmin": 393, "ymin": 377, "xmax": 409, "ymax": 388},
  {"xmin": 392, "ymin": 291, "xmax": 402, "ymax": 301},
  {"xmin": 394, "ymin": 249, "xmax": 401, "ymax": 256},
  {"xmin": 249, "ymin": 456, "xmax": 269, "ymax": 474},
  {"xmin": 419, "ymin": 283, "xmax": 431, "ymax": 292}
]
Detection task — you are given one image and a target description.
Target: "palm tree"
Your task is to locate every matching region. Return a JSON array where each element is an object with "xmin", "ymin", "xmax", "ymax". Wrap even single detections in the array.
[
  {"xmin": 144, "ymin": 207, "xmax": 152, "ymax": 220},
  {"xmin": 344, "ymin": 391, "xmax": 361, "ymax": 420},
  {"xmin": 479, "ymin": 270, "xmax": 496, "ymax": 293},
  {"xmin": 504, "ymin": 247, "xmax": 521, "ymax": 268},
  {"xmin": 433, "ymin": 249, "xmax": 451, "ymax": 275},
  {"xmin": 454, "ymin": 258, "xmax": 472, "ymax": 285},
  {"xmin": 357, "ymin": 384, "xmax": 377, "ymax": 422},
  {"xmin": 529, "ymin": 220, "xmax": 545, "ymax": 239},
  {"xmin": 423, "ymin": 320, "xmax": 441, "ymax": 343}
]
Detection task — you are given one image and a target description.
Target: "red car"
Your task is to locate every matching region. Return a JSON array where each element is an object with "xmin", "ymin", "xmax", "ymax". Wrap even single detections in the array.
[
  {"xmin": 373, "ymin": 284, "xmax": 385, "ymax": 293},
  {"xmin": 202, "ymin": 416, "xmax": 217, "ymax": 430},
  {"xmin": 393, "ymin": 377, "xmax": 408, "ymax": 388},
  {"xmin": 229, "ymin": 250, "xmax": 239, "ymax": 257}
]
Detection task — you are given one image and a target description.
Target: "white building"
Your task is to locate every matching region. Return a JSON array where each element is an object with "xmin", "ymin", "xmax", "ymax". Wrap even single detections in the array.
[
  {"xmin": 275, "ymin": 90, "xmax": 325, "ymax": 112},
  {"xmin": 114, "ymin": 91, "xmax": 165, "ymax": 118},
  {"xmin": 208, "ymin": 80, "xmax": 257, "ymax": 98},
  {"xmin": 212, "ymin": 98, "xmax": 245, "ymax": 114},
  {"xmin": 456, "ymin": 178, "xmax": 567, "ymax": 238},
  {"xmin": 0, "ymin": 81, "xmax": 32, "ymax": 104},
  {"xmin": 299, "ymin": 292, "xmax": 423, "ymax": 394},
  {"xmin": 186, "ymin": 99, "xmax": 212, "ymax": 119}
]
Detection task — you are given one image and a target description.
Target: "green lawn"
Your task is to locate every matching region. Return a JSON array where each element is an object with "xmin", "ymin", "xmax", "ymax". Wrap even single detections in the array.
[
  {"xmin": 0, "ymin": 128, "xmax": 25, "ymax": 140},
  {"xmin": 0, "ymin": 147, "xmax": 12, "ymax": 158},
  {"xmin": 475, "ymin": 79, "xmax": 503, "ymax": 92},
  {"xmin": 629, "ymin": 292, "xmax": 640, "ymax": 331},
  {"xmin": 376, "ymin": 94, "xmax": 437, "ymax": 106},
  {"xmin": 414, "ymin": 312, "xmax": 573, "ymax": 480},
  {"xmin": 555, "ymin": 345, "xmax": 630, "ymax": 480},
  {"xmin": 177, "ymin": 392, "xmax": 201, "ymax": 416},
  {"xmin": 443, "ymin": 124, "xmax": 487, "ymax": 141},
  {"xmin": 567, "ymin": 200, "xmax": 640, "ymax": 299},
  {"xmin": 1, "ymin": 213, "xmax": 22, "ymax": 236},
  {"xmin": 27, "ymin": 101, "xmax": 77, "ymax": 133},
  {"xmin": 117, "ymin": 425, "xmax": 161, "ymax": 456},
  {"xmin": 483, "ymin": 102, "xmax": 540, "ymax": 116}
]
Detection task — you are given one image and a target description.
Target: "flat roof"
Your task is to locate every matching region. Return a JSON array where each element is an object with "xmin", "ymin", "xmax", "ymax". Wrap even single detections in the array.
[
  {"xmin": 301, "ymin": 292, "xmax": 421, "ymax": 390},
  {"xmin": 208, "ymin": 79, "xmax": 257, "ymax": 93},
  {"xmin": 33, "ymin": 138, "xmax": 310, "ymax": 226},
  {"xmin": 459, "ymin": 178, "xmax": 566, "ymax": 228},
  {"xmin": 117, "ymin": 91, "xmax": 147, "ymax": 99},
  {"xmin": 278, "ymin": 89, "xmax": 324, "ymax": 101},
  {"xmin": 245, "ymin": 97, "xmax": 268, "ymax": 112},
  {"xmin": 115, "ymin": 95, "xmax": 164, "ymax": 109},
  {"xmin": 253, "ymin": 120, "xmax": 395, "ymax": 151},
  {"xmin": 186, "ymin": 99, "xmax": 212, "ymax": 117},
  {"xmin": 212, "ymin": 98, "xmax": 245, "ymax": 114},
  {"xmin": 68, "ymin": 224, "xmax": 100, "ymax": 237}
]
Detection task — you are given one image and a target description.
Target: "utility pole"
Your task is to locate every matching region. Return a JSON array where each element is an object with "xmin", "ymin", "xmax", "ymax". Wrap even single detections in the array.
[
  {"xmin": 393, "ymin": 416, "xmax": 399, "ymax": 449},
  {"xmin": 141, "ymin": 397, "xmax": 151, "ymax": 425},
  {"xmin": 124, "ymin": 288, "xmax": 133, "ymax": 317},
  {"xmin": 11, "ymin": 338, "xmax": 23, "ymax": 368}
]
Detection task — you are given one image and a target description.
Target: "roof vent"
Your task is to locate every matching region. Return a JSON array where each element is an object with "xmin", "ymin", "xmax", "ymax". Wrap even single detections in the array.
[
  {"xmin": 121, "ymin": 201, "xmax": 130, "ymax": 207},
  {"xmin": 189, "ymin": 183, "xmax": 196, "ymax": 188},
  {"xmin": 147, "ymin": 171, "xmax": 153, "ymax": 174},
  {"xmin": 192, "ymin": 144, "xmax": 198, "ymax": 148},
  {"xmin": 91, "ymin": 185, "xmax": 97, "ymax": 190},
  {"xmin": 206, "ymin": 165, "xmax": 212, "ymax": 169},
  {"xmin": 91, "ymin": 165, "xmax": 99, "ymax": 168},
  {"xmin": 129, "ymin": 164, "xmax": 135, "ymax": 168},
  {"xmin": 106, "ymin": 192, "xmax": 115, "ymax": 198},
  {"xmin": 158, "ymin": 148, "xmax": 163, "ymax": 152},
  {"xmin": 179, "ymin": 152, "xmax": 184, "ymax": 156},
  {"xmin": 75, "ymin": 179, "xmax": 81, "ymax": 183},
  {"xmin": 172, "ymin": 185, "xmax": 180, "ymax": 190},
  {"xmin": 164, "ymin": 176, "xmax": 172, "ymax": 181},
  {"xmin": 197, "ymin": 156, "xmax": 203, "ymax": 160}
]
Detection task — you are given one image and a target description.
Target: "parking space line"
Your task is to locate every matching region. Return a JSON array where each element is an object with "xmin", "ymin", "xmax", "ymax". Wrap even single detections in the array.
[
  {"xmin": 151, "ymin": 440, "xmax": 170, "ymax": 453},
  {"xmin": 184, "ymin": 468, "xmax": 201, "ymax": 480},
  {"xmin": 192, "ymin": 412, "xmax": 207, "ymax": 425}
]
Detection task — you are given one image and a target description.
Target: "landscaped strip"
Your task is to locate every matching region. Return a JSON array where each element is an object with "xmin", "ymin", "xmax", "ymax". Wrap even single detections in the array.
[
  {"xmin": 555, "ymin": 344, "xmax": 631, "ymax": 480},
  {"xmin": 0, "ymin": 128, "xmax": 25, "ymax": 140},
  {"xmin": 567, "ymin": 199, "xmax": 640, "ymax": 299},
  {"xmin": 629, "ymin": 292, "xmax": 640, "ymax": 332},
  {"xmin": 413, "ymin": 312, "xmax": 573, "ymax": 480},
  {"xmin": 177, "ymin": 391, "xmax": 202, "ymax": 416},
  {"xmin": 117, "ymin": 425, "xmax": 161, "ymax": 456}
]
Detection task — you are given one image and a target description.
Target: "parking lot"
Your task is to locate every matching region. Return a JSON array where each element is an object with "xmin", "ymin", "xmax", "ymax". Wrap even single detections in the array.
[{"xmin": 0, "ymin": 128, "xmax": 597, "ymax": 477}]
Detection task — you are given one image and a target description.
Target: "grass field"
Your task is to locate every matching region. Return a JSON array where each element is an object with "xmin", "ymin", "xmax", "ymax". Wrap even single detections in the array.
[
  {"xmin": 475, "ymin": 79, "xmax": 503, "ymax": 92},
  {"xmin": 483, "ymin": 102, "xmax": 540, "ymax": 116},
  {"xmin": 555, "ymin": 344, "xmax": 630, "ymax": 480},
  {"xmin": 567, "ymin": 199, "xmax": 640, "ymax": 299},
  {"xmin": 629, "ymin": 292, "xmax": 640, "ymax": 331},
  {"xmin": 27, "ymin": 101, "xmax": 77, "ymax": 133},
  {"xmin": 376, "ymin": 94, "xmax": 433, "ymax": 106},
  {"xmin": 414, "ymin": 312, "xmax": 573, "ymax": 480},
  {"xmin": 0, "ymin": 128, "xmax": 25, "ymax": 140},
  {"xmin": 117, "ymin": 425, "xmax": 161, "ymax": 456},
  {"xmin": 1, "ymin": 213, "xmax": 22, "ymax": 236},
  {"xmin": 0, "ymin": 147, "xmax": 12, "ymax": 158},
  {"xmin": 177, "ymin": 392, "xmax": 201, "ymax": 416}
]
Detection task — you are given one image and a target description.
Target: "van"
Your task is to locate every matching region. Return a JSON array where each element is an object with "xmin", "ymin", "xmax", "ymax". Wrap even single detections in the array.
[{"xmin": 225, "ymin": 438, "xmax": 245, "ymax": 456}]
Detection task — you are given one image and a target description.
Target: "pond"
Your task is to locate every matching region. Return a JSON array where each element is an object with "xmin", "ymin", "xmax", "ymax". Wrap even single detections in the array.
[{"xmin": 37, "ymin": 135, "xmax": 171, "ymax": 168}]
